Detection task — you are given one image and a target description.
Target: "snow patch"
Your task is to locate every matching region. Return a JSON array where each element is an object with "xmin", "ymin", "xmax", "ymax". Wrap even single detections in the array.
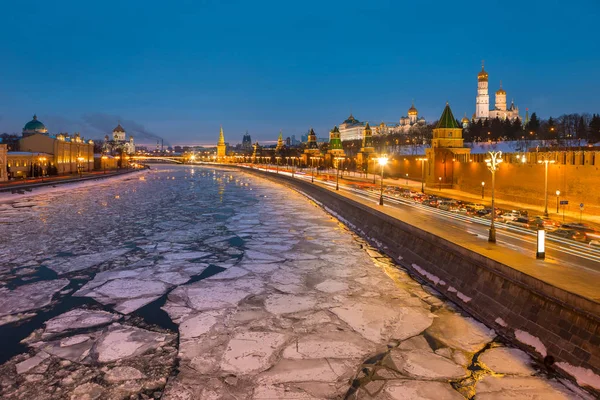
[
  {"xmin": 411, "ymin": 263, "xmax": 440, "ymax": 285},
  {"xmin": 514, "ymin": 330, "xmax": 547, "ymax": 357},
  {"xmin": 456, "ymin": 291, "xmax": 472, "ymax": 303},
  {"xmin": 495, "ymin": 317, "xmax": 508, "ymax": 327},
  {"xmin": 555, "ymin": 362, "xmax": 600, "ymax": 391}
]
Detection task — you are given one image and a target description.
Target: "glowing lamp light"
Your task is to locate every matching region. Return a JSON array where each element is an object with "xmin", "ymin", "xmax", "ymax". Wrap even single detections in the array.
[
  {"xmin": 536, "ymin": 230, "xmax": 546, "ymax": 260},
  {"xmin": 377, "ymin": 156, "xmax": 388, "ymax": 166}
]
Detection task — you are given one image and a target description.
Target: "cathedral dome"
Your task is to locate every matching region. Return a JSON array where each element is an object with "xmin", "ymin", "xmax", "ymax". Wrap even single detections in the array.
[
  {"xmin": 23, "ymin": 114, "xmax": 48, "ymax": 134},
  {"xmin": 478, "ymin": 65, "xmax": 488, "ymax": 82},
  {"xmin": 496, "ymin": 82, "xmax": 506, "ymax": 95},
  {"xmin": 461, "ymin": 114, "xmax": 470, "ymax": 124},
  {"xmin": 113, "ymin": 123, "xmax": 125, "ymax": 133},
  {"xmin": 408, "ymin": 103, "xmax": 418, "ymax": 116}
]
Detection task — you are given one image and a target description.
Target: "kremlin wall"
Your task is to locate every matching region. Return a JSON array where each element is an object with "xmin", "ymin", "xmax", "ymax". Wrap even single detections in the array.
[{"xmin": 379, "ymin": 151, "xmax": 600, "ymax": 216}]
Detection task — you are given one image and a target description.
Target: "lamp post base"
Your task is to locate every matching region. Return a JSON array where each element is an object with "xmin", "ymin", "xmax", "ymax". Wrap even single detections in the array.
[
  {"xmin": 536, "ymin": 251, "xmax": 545, "ymax": 260},
  {"xmin": 488, "ymin": 227, "xmax": 496, "ymax": 243},
  {"xmin": 379, "ymin": 196, "xmax": 384, "ymax": 206}
]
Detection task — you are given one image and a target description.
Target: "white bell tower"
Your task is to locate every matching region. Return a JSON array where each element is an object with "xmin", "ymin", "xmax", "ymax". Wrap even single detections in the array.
[{"xmin": 475, "ymin": 61, "xmax": 489, "ymax": 120}]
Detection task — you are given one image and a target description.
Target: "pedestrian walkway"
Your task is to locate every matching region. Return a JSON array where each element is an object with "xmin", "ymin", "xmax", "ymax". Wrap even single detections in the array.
[{"xmin": 0, "ymin": 168, "xmax": 143, "ymax": 193}]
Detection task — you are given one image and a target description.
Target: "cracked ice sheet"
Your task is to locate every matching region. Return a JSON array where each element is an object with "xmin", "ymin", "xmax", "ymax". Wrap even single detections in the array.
[{"xmin": 0, "ymin": 279, "xmax": 70, "ymax": 322}]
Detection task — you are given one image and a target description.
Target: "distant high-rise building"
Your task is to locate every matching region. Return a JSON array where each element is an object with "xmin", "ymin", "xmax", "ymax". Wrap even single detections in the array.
[{"xmin": 242, "ymin": 131, "xmax": 252, "ymax": 152}]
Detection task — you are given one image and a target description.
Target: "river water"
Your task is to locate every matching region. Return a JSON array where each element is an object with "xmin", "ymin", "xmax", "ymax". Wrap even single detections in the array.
[{"xmin": 0, "ymin": 165, "xmax": 591, "ymax": 399}]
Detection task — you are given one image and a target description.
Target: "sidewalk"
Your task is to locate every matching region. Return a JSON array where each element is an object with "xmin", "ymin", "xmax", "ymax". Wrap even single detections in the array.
[{"xmin": 0, "ymin": 169, "xmax": 142, "ymax": 193}]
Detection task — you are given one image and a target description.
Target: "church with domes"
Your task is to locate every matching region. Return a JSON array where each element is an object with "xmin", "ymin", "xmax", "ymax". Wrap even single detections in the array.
[
  {"xmin": 473, "ymin": 62, "xmax": 520, "ymax": 122},
  {"xmin": 102, "ymin": 123, "xmax": 135, "ymax": 155}
]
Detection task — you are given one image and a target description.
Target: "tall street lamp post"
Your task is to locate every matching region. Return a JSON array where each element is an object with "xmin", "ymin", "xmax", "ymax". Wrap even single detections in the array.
[
  {"xmin": 38, "ymin": 156, "xmax": 47, "ymax": 182},
  {"xmin": 485, "ymin": 151, "xmax": 503, "ymax": 243},
  {"xmin": 417, "ymin": 157, "xmax": 427, "ymax": 193},
  {"xmin": 405, "ymin": 173, "xmax": 408, "ymax": 185},
  {"xmin": 335, "ymin": 157, "xmax": 344, "ymax": 191},
  {"xmin": 377, "ymin": 155, "xmax": 388, "ymax": 206},
  {"xmin": 101, "ymin": 155, "xmax": 108, "ymax": 174},
  {"xmin": 556, "ymin": 190, "xmax": 560, "ymax": 213},
  {"xmin": 77, "ymin": 157, "xmax": 85, "ymax": 178},
  {"xmin": 481, "ymin": 181, "xmax": 485, "ymax": 199},
  {"xmin": 538, "ymin": 156, "xmax": 556, "ymax": 217},
  {"xmin": 438, "ymin": 176, "xmax": 442, "ymax": 191}
]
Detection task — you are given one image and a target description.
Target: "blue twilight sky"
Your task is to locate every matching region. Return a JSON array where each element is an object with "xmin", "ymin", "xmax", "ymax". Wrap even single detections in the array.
[{"xmin": 0, "ymin": 0, "xmax": 599, "ymax": 146}]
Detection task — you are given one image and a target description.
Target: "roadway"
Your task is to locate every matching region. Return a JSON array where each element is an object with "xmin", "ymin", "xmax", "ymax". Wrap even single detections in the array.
[{"xmin": 236, "ymin": 164, "xmax": 600, "ymax": 301}]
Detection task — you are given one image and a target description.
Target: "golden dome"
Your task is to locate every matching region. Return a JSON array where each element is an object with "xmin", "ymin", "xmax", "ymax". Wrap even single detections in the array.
[
  {"xmin": 408, "ymin": 102, "xmax": 418, "ymax": 115},
  {"xmin": 478, "ymin": 61, "xmax": 488, "ymax": 81},
  {"xmin": 461, "ymin": 113, "xmax": 470, "ymax": 123},
  {"xmin": 496, "ymin": 81, "xmax": 506, "ymax": 95}
]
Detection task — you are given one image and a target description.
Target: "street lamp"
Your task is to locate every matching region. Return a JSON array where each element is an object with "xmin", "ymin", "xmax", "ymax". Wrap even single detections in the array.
[
  {"xmin": 335, "ymin": 157, "xmax": 344, "ymax": 191},
  {"xmin": 38, "ymin": 156, "xmax": 47, "ymax": 182},
  {"xmin": 485, "ymin": 151, "xmax": 503, "ymax": 243},
  {"xmin": 556, "ymin": 190, "xmax": 560, "ymax": 213},
  {"xmin": 77, "ymin": 156, "xmax": 85, "ymax": 178},
  {"xmin": 481, "ymin": 181, "xmax": 485, "ymax": 199},
  {"xmin": 438, "ymin": 176, "xmax": 442, "ymax": 191},
  {"xmin": 101, "ymin": 155, "xmax": 108, "ymax": 174},
  {"xmin": 377, "ymin": 155, "xmax": 388, "ymax": 206},
  {"xmin": 405, "ymin": 173, "xmax": 409, "ymax": 185},
  {"xmin": 417, "ymin": 157, "xmax": 427, "ymax": 193},
  {"xmin": 538, "ymin": 156, "xmax": 556, "ymax": 217}
]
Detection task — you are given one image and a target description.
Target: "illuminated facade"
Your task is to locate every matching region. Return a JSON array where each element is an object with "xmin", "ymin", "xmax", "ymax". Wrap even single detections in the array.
[
  {"xmin": 5, "ymin": 115, "xmax": 94, "ymax": 177},
  {"xmin": 474, "ymin": 62, "xmax": 520, "ymax": 122},
  {"xmin": 0, "ymin": 144, "xmax": 7, "ymax": 181},
  {"xmin": 339, "ymin": 103, "xmax": 426, "ymax": 142},
  {"xmin": 302, "ymin": 128, "xmax": 321, "ymax": 165},
  {"xmin": 217, "ymin": 127, "xmax": 227, "ymax": 159},
  {"xmin": 103, "ymin": 124, "xmax": 135, "ymax": 155}
]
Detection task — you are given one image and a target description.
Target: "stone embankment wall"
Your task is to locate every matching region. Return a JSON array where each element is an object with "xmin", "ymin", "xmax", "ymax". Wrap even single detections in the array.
[{"xmin": 247, "ymin": 168, "xmax": 600, "ymax": 392}]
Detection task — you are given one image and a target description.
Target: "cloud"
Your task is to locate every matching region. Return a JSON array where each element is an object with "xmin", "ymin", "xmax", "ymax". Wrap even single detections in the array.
[{"xmin": 81, "ymin": 113, "xmax": 168, "ymax": 145}]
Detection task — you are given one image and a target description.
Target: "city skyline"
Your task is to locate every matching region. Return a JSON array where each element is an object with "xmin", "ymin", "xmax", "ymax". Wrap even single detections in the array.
[{"xmin": 1, "ymin": 0, "xmax": 599, "ymax": 145}]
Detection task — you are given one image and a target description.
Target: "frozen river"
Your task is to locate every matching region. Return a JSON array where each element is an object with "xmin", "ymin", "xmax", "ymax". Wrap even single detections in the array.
[{"xmin": 0, "ymin": 165, "xmax": 591, "ymax": 399}]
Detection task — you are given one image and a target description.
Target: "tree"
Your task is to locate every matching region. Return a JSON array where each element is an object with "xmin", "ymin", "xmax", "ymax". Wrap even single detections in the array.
[
  {"xmin": 526, "ymin": 112, "xmax": 540, "ymax": 138},
  {"xmin": 589, "ymin": 114, "xmax": 600, "ymax": 143}
]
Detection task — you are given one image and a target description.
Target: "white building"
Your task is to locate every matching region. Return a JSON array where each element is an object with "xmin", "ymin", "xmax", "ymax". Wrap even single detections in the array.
[
  {"xmin": 104, "ymin": 124, "xmax": 135, "ymax": 155},
  {"xmin": 338, "ymin": 103, "xmax": 426, "ymax": 142},
  {"xmin": 474, "ymin": 63, "xmax": 520, "ymax": 122},
  {"xmin": 339, "ymin": 114, "xmax": 364, "ymax": 141}
]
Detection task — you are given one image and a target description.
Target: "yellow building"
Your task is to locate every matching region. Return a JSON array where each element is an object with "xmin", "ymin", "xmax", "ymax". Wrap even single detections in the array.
[
  {"xmin": 0, "ymin": 144, "xmax": 7, "ymax": 182},
  {"xmin": 6, "ymin": 115, "xmax": 94, "ymax": 178},
  {"xmin": 6, "ymin": 151, "xmax": 52, "ymax": 179}
]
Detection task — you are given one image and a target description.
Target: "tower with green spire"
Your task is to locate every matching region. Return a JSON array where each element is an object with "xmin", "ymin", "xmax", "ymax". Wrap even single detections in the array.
[
  {"xmin": 217, "ymin": 126, "xmax": 226, "ymax": 159},
  {"xmin": 425, "ymin": 102, "xmax": 471, "ymax": 188},
  {"xmin": 326, "ymin": 126, "xmax": 345, "ymax": 167}
]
